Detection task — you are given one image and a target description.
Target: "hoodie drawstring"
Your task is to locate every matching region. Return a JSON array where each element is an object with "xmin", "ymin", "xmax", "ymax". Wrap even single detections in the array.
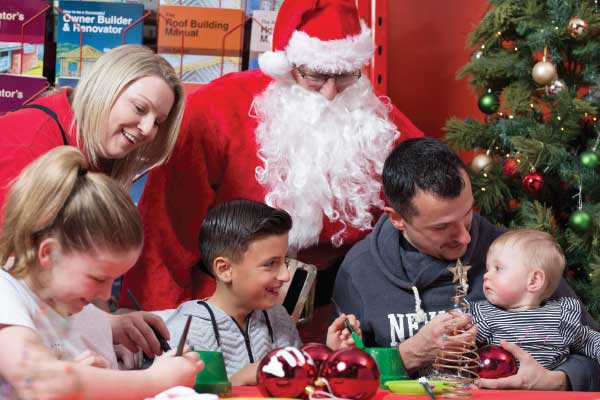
[{"xmin": 412, "ymin": 286, "xmax": 428, "ymax": 323}]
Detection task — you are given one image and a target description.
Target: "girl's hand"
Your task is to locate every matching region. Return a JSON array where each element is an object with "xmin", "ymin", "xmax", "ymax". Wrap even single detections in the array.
[{"xmin": 149, "ymin": 349, "xmax": 204, "ymax": 389}]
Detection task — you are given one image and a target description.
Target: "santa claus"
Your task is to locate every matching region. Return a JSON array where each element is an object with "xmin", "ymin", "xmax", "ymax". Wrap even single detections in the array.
[{"xmin": 120, "ymin": 0, "xmax": 423, "ymax": 310}]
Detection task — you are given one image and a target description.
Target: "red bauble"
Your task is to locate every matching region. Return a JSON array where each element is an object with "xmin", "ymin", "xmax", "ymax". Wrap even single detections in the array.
[
  {"xmin": 300, "ymin": 343, "xmax": 333, "ymax": 374},
  {"xmin": 502, "ymin": 158, "xmax": 520, "ymax": 178},
  {"xmin": 508, "ymin": 198, "xmax": 520, "ymax": 211},
  {"xmin": 257, "ymin": 347, "xmax": 317, "ymax": 399},
  {"xmin": 477, "ymin": 344, "xmax": 518, "ymax": 379},
  {"xmin": 320, "ymin": 348, "xmax": 380, "ymax": 400},
  {"xmin": 521, "ymin": 171, "xmax": 544, "ymax": 193},
  {"xmin": 501, "ymin": 39, "xmax": 516, "ymax": 50}
]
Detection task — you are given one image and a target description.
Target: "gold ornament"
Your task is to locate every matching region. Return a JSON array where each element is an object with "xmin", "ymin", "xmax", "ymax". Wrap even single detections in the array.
[
  {"xmin": 470, "ymin": 153, "xmax": 493, "ymax": 174},
  {"xmin": 568, "ymin": 17, "xmax": 587, "ymax": 38},
  {"xmin": 432, "ymin": 258, "xmax": 479, "ymax": 398},
  {"xmin": 532, "ymin": 61, "xmax": 557, "ymax": 85},
  {"xmin": 448, "ymin": 259, "xmax": 472, "ymax": 285}
]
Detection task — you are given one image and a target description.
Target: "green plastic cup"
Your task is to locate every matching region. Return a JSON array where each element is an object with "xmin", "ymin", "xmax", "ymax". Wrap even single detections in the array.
[
  {"xmin": 194, "ymin": 351, "xmax": 232, "ymax": 396},
  {"xmin": 365, "ymin": 347, "xmax": 408, "ymax": 388}
]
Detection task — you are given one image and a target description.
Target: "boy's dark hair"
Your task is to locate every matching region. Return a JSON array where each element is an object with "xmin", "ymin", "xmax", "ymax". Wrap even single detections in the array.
[
  {"xmin": 382, "ymin": 137, "xmax": 467, "ymax": 221},
  {"xmin": 198, "ymin": 199, "xmax": 292, "ymax": 277}
]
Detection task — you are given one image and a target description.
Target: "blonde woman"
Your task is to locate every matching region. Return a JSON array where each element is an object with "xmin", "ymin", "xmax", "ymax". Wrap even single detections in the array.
[
  {"xmin": 0, "ymin": 147, "xmax": 203, "ymax": 400},
  {"xmin": 0, "ymin": 44, "xmax": 184, "ymax": 212},
  {"xmin": 0, "ymin": 44, "xmax": 184, "ymax": 360}
]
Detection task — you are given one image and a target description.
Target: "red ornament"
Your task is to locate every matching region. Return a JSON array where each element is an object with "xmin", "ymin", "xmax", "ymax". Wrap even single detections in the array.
[
  {"xmin": 501, "ymin": 39, "xmax": 516, "ymax": 50},
  {"xmin": 301, "ymin": 343, "xmax": 333, "ymax": 375},
  {"xmin": 257, "ymin": 347, "xmax": 317, "ymax": 399},
  {"xmin": 521, "ymin": 171, "xmax": 544, "ymax": 193},
  {"xmin": 502, "ymin": 158, "xmax": 520, "ymax": 178},
  {"xmin": 477, "ymin": 344, "xmax": 518, "ymax": 379},
  {"xmin": 508, "ymin": 198, "xmax": 520, "ymax": 211},
  {"xmin": 320, "ymin": 348, "xmax": 380, "ymax": 400}
]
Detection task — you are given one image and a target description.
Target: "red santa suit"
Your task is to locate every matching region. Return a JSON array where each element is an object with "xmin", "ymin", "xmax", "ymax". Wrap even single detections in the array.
[
  {"xmin": 119, "ymin": 68, "xmax": 422, "ymax": 310},
  {"xmin": 119, "ymin": 0, "xmax": 424, "ymax": 310}
]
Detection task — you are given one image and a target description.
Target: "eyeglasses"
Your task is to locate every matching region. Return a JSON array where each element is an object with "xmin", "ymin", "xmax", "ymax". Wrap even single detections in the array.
[{"xmin": 296, "ymin": 66, "xmax": 361, "ymax": 90}]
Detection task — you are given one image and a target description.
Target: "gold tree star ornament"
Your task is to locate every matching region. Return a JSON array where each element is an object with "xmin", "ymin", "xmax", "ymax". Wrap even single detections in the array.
[
  {"xmin": 448, "ymin": 259, "xmax": 471, "ymax": 293},
  {"xmin": 448, "ymin": 258, "xmax": 471, "ymax": 283},
  {"xmin": 432, "ymin": 258, "xmax": 479, "ymax": 398}
]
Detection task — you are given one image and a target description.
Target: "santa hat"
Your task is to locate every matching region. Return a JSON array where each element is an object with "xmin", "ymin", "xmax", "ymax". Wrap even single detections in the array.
[{"xmin": 258, "ymin": 0, "xmax": 374, "ymax": 78}]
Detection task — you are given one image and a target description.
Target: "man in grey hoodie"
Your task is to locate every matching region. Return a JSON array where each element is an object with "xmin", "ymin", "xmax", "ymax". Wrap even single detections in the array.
[{"xmin": 332, "ymin": 137, "xmax": 599, "ymax": 391}]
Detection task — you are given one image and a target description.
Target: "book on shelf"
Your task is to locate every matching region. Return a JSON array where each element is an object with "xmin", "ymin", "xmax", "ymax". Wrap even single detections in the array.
[
  {"xmin": 248, "ymin": 9, "xmax": 275, "ymax": 70},
  {"xmin": 0, "ymin": 74, "xmax": 48, "ymax": 114},
  {"xmin": 0, "ymin": 0, "xmax": 47, "ymax": 77},
  {"xmin": 55, "ymin": 1, "xmax": 158, "ymax": 11},
  {"xmin": 159, "ymin": 0, "xmax": 243, "ymax": 9},
  {"xmin": 157, "ymin": 5, "xmax": 244, "ymax": 83},
  {"xmin": 245, "ymin": 0, "xmax": 282, "ymax": 16},
  {"xmin": 56, "ymin": 0, "xmax": 144, "ymax": 87}
]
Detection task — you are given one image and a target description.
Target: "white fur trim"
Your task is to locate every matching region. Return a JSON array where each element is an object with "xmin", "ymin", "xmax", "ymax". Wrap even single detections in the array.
[
  {"xmin": 258, "ymin": 51, "xmax": 293, "ymax": 78},
  {"xmin": 285, "ymin": 20, "xmax": 373, "ymax": 74}
]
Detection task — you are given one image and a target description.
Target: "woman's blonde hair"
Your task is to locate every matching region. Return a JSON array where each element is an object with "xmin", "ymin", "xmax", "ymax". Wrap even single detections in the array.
[
  {"xmin": 71, "ymin": 45, "xmax": 185, "ymax": 186},
  {"xmin": 0, "ymin": 146, "xmax": 143, "ymax": 278}
]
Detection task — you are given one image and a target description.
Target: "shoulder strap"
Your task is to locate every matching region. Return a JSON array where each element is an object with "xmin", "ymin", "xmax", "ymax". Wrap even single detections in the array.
[
  {"xmin": 197, "ymin": 301, "xmax": 220, "ymax": 347},
  {"xmin": 20, "ymin": 104, "xmax": 68, "ymax": 145}
]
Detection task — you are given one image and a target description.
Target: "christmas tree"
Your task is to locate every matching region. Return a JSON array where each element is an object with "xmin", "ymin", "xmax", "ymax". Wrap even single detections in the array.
[{"xmin": 445, "ymin": 0, "xmax": 600, "ymax": 319}]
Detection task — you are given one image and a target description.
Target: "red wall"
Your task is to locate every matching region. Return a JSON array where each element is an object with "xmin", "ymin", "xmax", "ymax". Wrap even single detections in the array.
[{"xmin": 387, "ymin": 0, "xmax": 489, "ymax": 138}]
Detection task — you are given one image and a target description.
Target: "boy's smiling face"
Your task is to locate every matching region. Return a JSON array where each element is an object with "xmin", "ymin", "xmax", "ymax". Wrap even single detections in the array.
[{"xmin": 229, "ymin": 233, "xmax": 290, "ymax": 311}]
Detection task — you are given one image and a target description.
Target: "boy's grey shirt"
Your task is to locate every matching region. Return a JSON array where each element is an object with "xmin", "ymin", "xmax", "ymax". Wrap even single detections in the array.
[
  {"xmin": 154, "ymin": 302, "xmax": 301, "ymax": 377},
  {"xmin": 332, "ymin": 212, "xmax": 600, "ymax": 391}
]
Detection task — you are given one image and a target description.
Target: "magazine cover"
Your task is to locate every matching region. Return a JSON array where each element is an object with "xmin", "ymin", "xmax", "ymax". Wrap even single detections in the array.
[
  {"xmin": 0, "ymin": 0, "xmax": 46, "ymax": 76},
  {"xmin": 158, "ymin": 5, "xmax": 243, "ymax": 82},
  {"xmin": 56, "ymin": 0, "xmax": 144, "ymax": 86},
  {"xmin": 248, "ymin": 9, "xmax": 275, "ymax": 70},
  {"xmin": 0, "ymin": 74, "xmax": 48, "ymax": 113},
  {"xmin": 160, "ymin": 0, "xmax": 243, "ymax": 9},
  {"xmin": 245, "ymin": 0, "xmax": 281, "ymax": 16}
]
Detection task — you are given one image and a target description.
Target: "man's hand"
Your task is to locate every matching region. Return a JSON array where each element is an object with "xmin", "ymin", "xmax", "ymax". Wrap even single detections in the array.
[
  {"xmin": 475, "ymin": 340, "xmax": 568, "ymax": 391},
  {"xmin": 108, "ymin": 311, "xmax": 170, "ymax": 358},
  {"xmin": 398, "ymin": 311, "xmax": 475, "ymax": 372}
]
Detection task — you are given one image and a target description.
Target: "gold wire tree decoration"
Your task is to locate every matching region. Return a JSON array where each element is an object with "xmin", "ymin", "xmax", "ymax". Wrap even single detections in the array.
[{"xmin": 432, "ymin": 259, "xmax": 480, "ymax": 398}]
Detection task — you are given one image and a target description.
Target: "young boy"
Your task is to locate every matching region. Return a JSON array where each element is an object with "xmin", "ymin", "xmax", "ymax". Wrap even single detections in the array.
[
  {"xmin": 471, "ymin": 229, "xmax": 600, "ymax": 369},
  {"xmin": 156, "ymin": 200, "xmax": 360, "ymax": 385}
]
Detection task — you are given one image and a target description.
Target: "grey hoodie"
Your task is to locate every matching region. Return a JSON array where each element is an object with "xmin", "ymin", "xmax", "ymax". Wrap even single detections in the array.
[{"xmin": 332, "ymin": 213, "xmax": 600, "ymax": 390}]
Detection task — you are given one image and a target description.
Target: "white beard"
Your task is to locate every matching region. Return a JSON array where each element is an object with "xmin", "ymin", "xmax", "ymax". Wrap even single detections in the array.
[{"xmin": 251, "ymin": 77, "xmax": 399, "ymax": 251}]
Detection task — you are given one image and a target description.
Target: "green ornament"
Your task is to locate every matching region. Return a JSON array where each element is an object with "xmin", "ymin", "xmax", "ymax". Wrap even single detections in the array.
[
  {"xmin": 580, "ymin": 151, "xmax": 599, "ymax": 168},
  {"xmin": 569, "ymin": 210, "xmax": 591, "ymax": 233},
  {"xmin": 478, "ymin": 93, "xmax": 499, "ymax": 114}
]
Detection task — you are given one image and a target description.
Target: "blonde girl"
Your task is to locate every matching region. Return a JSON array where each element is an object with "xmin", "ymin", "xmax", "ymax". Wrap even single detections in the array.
[{"xmin": 0, "ymin": 147, "xmax": 202, "ymax": 400}]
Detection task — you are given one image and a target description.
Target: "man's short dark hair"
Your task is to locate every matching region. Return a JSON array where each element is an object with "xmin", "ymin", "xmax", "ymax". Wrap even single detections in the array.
[
  {"xmin": 198, "ymin": 199, "xmax": 292, "ymax": 277},
  {"xmin": 382, "ymin": 137, "xmax": 466, "ymax": 221}
]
